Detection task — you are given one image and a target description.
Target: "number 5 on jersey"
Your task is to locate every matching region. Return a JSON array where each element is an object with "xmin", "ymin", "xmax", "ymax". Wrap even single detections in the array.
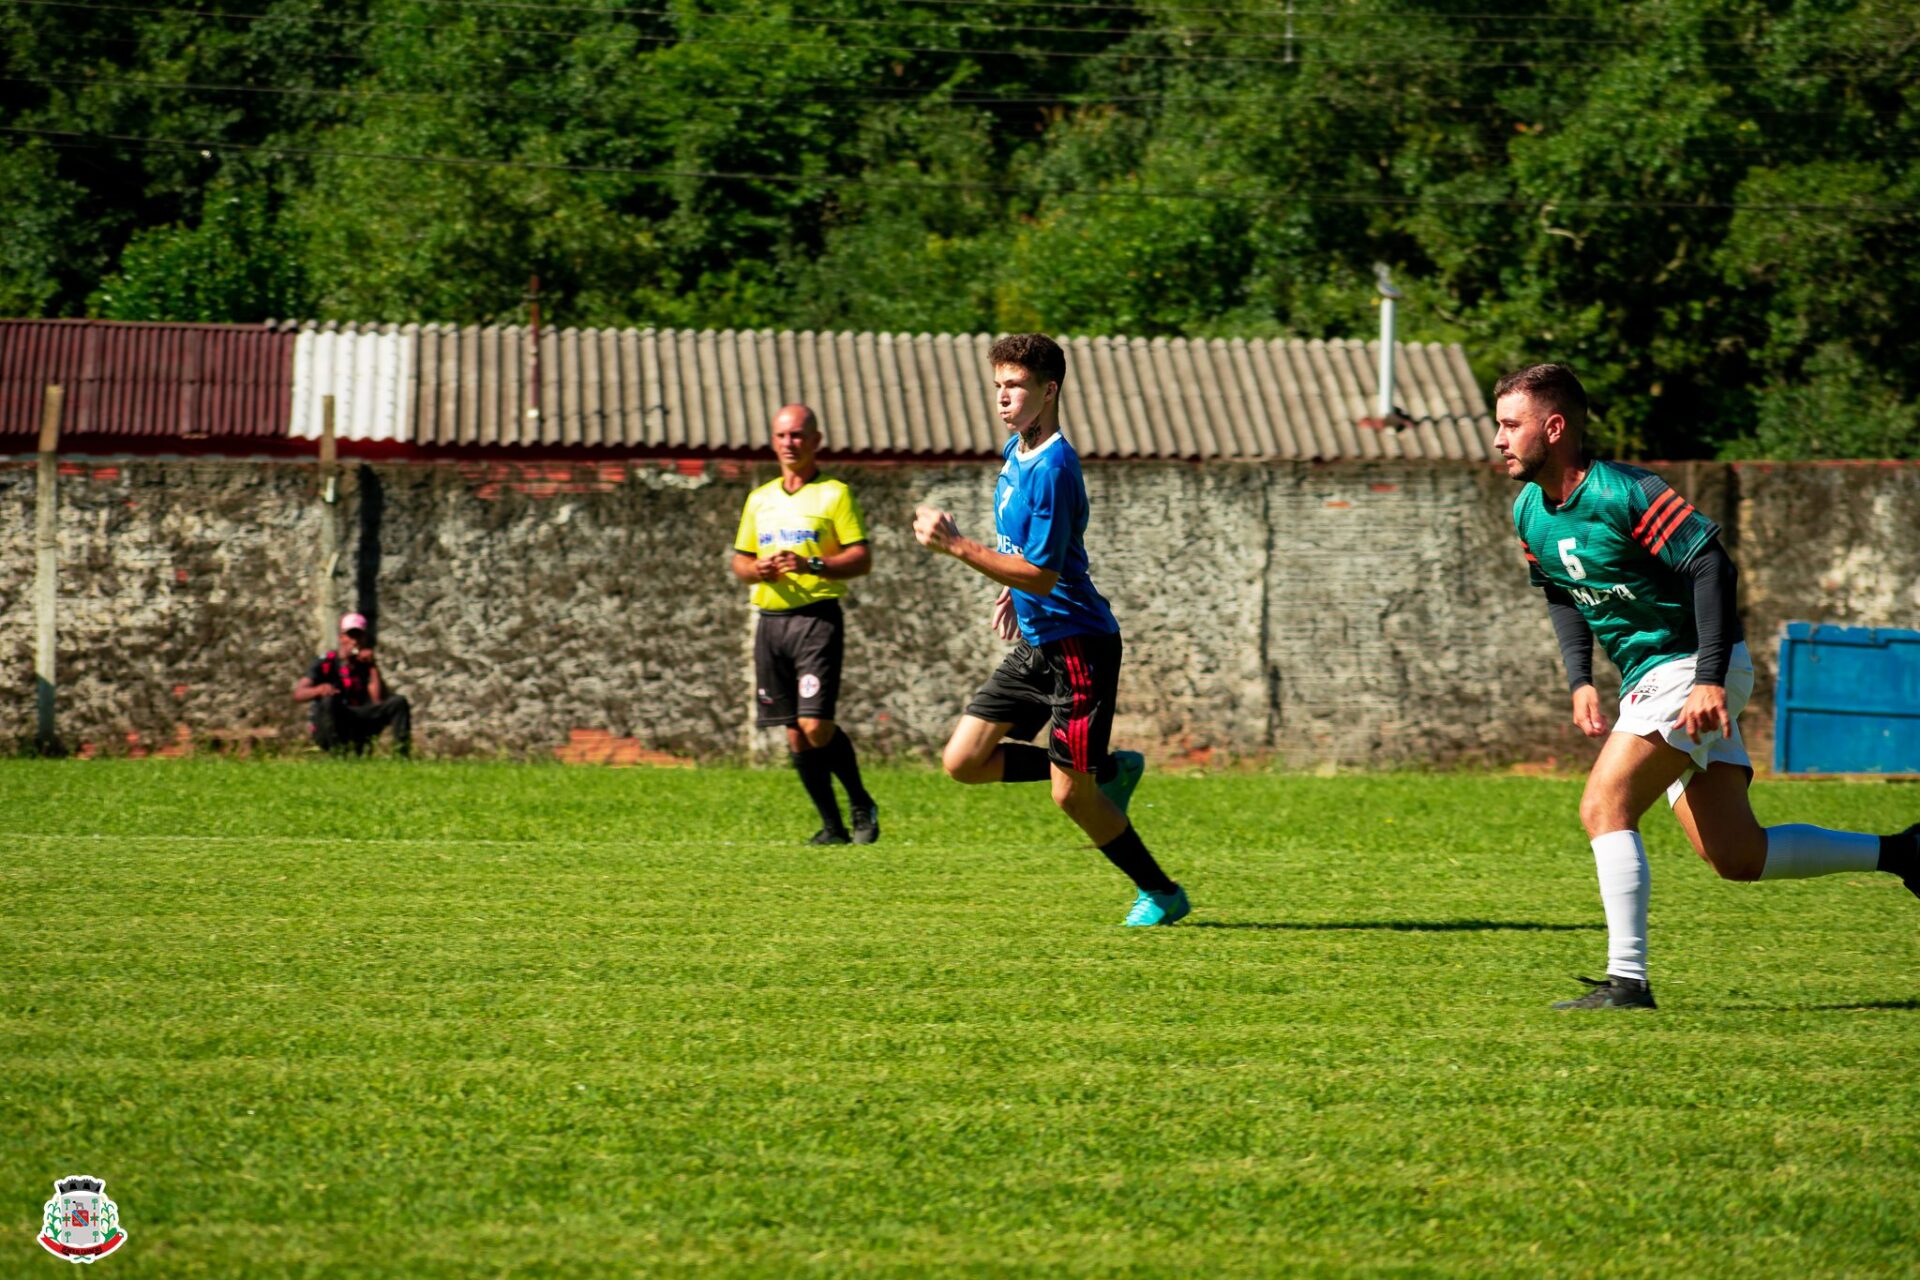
[{"xmin": 1558, "ymin": 537, "xmax": 1587, "ymax": 580}]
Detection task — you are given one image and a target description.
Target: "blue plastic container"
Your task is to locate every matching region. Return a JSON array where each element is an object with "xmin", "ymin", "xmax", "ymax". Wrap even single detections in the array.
[{"xmin": 1773, "ymin": 622, "xmax": 1920, "ymax": 775}]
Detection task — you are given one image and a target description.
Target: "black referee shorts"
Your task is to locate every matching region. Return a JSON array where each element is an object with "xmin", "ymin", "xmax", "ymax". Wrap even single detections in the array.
[
  {"xmin": 964, "ymin": 630, "xmax": 1122, "ymax": 774},
  {"xmin": 754, "ymin": 599, "xmax": 844, "ymax": 728}
]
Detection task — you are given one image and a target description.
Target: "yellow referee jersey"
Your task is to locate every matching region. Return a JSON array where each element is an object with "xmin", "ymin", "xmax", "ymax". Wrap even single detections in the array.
[{"xmin": 733, "ymin": 474, "xmax": 868, "ymax": 611}]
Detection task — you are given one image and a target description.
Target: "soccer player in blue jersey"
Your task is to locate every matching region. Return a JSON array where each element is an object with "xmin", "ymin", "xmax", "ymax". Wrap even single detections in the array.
[
  {"xmin": 912, "ymin": 333, "xmax": 1190, "ymax": 927},
  {"xmin": 1498, "ymin": 363, "xmax": 1919, "ymax": 1010}
]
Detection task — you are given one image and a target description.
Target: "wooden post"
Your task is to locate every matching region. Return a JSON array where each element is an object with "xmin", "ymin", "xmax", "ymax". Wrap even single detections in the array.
[
  {"xmin": 34, "ymin": 384, "xmax": 64, "ymax": 755},
  {"xmin": 315, "ymin": 394, "xmax": 339, "ymax": 651}
]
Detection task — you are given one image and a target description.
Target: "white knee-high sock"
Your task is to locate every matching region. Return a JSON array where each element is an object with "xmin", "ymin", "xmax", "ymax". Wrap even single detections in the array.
[
  {"xmin": 1760, "ymin": 825, "xmax": 1880, "ymax": 880},
  {"xmin": 1591, "ymin": 830, "xmax": 1650, "ymax": 982}
]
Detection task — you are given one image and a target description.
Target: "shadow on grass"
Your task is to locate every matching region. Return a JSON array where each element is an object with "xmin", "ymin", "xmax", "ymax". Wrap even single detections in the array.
[
  {"xmin": 1189, "ymin": 919, "xmax": 1602, "ymax": 933},
  {"xmin": 1721, "ymin": 998, "xmax": 1920, "ymax": 1013}
]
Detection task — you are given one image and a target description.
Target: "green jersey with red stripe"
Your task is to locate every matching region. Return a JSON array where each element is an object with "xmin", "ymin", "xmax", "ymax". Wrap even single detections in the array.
[{"xmin": 1512, "ymin": 459, "xmax": 1721, "ymax": 691}]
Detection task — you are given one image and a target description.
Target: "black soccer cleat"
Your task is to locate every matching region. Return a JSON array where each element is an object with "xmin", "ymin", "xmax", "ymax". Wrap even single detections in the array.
[
  {"xmin": 1885, "ymin": 823, "xmax": 1920, "ymax": 898},
  {"xmin": 1552, "ymin": 975, "xmax": 1657, "ymax": 1011},
  {"xmin": 849, "ymin": 803, "xmax": 880, "ymax": 845},
  {"xmin": 807, "ymin": 827, "xmax": 852, "ymax": 846}
]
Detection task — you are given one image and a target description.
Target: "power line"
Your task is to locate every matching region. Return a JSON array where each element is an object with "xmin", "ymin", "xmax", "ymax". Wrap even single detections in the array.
[
  {"xmin": 16, "ymin": 0, "xmax": 1918, "ymax": 71},
  {"xmin": 7, "ymin": 0, "xmax": 1300, "ymax": 65},
  {"xmin": 8, "ymin": 125, "xmax": 1915, "ymax": 218},
  {"xmin": 218, "ymin": 0, "xmax": 1920, "ymax": 35},
  {"xmin": 10, "ymin": 72, "xmax": 1916, "ymax": 142},
  {"xmin": 52, "ymin": 0, "xmax": 1874, "ymax": 50},
  {"xmin": 0, "ymin": 68, "xmax": 1566, "ymax": 118}
]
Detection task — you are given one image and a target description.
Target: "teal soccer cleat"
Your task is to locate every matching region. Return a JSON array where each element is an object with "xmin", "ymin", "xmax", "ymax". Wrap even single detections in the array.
[
  {"xmin": 1123, "ymin": 884, "xmax": 1190, "ymax": 927},
  {"xmin": 1099, "ymin": 750, "xmax": 1146, "ymax": 814}
]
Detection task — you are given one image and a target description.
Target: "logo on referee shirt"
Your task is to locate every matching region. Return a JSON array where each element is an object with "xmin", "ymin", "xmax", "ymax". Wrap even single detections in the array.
[
  {"xmin": 799, "ymin": 674, "xmax": 822, "ymax": 700},
  {"xmin": 38, "ymin": 1176, "xmax": 127, "ymax": 1263}
]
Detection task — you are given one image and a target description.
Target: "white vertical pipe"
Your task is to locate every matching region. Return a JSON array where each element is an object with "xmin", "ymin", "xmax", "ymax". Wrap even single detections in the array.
[
  {"xmin": 1377, "ymin": 294, "xmax": 1397, "ymax": 422},
  {"xmin": 1374, "ymin": 265, "xmax": 1403, "ymax": 422}
]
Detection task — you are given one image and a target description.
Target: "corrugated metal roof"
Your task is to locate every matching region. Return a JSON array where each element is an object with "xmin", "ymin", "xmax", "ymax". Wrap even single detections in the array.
[
  {"xmin": 290, "ymin": 327, "xmax": 413, "ymax": 442},
  {"xmin": 2, "ymin": 318, "xmax": 1493, "ymax": 460},
  {"xmin": 0, "ymin": 319, "xmax": 294, "ymax": 438},
  {"xmin": 302, "ymin": 323, "xmax": 1493, "ymax": 461}
]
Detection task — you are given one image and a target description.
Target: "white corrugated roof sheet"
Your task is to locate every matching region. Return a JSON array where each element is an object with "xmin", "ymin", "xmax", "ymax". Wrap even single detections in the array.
[
  {"xmin": 287, "ymin": 323, "xmax": 1493, "ymax": 461},
  {"xmin": 289, "ymin": 328, "xmax": 413, "ymax": 442}
]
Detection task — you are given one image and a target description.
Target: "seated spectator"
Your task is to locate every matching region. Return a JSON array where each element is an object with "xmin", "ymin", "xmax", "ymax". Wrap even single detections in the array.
[{"xmin": 294, "ymin": 612, "xmax": 412, "ymax": 756}]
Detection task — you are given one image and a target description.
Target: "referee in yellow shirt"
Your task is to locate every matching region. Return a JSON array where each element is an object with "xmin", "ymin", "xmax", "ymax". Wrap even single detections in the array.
[{"xmin": 731, "ymin": 404, "xmax": 879, "ymax": 844}]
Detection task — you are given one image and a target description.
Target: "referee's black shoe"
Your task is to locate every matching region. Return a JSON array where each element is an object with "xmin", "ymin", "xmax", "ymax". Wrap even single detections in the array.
[
  {"xmin": 849, "ymin": 803, "xmax": 880, "ymax": 845},
  {"xmin": 807, "ymin": 827, "xmax": 851, "ymax": 846},
  {"xmin": 1552, "ymin": 975, "xmax": 1656, "ymax": 1010}
]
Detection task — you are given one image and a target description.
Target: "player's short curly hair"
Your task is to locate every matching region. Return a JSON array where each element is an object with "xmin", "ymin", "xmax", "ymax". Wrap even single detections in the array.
[
  {"xmin": 1493, "ymin": 363, "xmax": 1588, "ymax": 434},
  {"xmin": 989, "ymin": 333, "xmax": 1067, "ymax": 388}
]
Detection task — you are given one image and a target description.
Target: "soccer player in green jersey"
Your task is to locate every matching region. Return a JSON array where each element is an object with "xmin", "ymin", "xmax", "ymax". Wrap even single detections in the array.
[{"xmin": 1497, "ymin": 363, "xmax": 1919, "ymax": 1010}]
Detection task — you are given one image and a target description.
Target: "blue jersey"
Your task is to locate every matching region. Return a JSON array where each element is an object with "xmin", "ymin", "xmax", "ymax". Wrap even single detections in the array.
[{"xmin": 992, "ymin": 432, "xmax": 1119, "ymax": 644}]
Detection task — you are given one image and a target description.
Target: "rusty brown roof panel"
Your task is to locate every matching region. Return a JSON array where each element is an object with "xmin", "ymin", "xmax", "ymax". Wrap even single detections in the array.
[{"xmin": 1, "ymin": 319, "xmax": 293, "ymax": 438}]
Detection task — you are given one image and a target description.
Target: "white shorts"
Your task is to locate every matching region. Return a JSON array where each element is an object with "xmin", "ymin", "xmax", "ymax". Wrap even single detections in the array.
[{"xmin": 1611, "ymin": 642, "xmax": 1754, "ymax": 807}]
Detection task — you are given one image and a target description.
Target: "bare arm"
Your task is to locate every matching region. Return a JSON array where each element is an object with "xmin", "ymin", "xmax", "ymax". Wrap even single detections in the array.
[
  {"xmin": 732, "ymin": 545, "xmax": 868, "ymax": 583},
  {"xmin": 293, "ymin": 676, "xmax": 335, "ymax": 703},
  {"xmin": 731, "ymin": 551, "xmax": 767, "ymax": 584},
  {"xmin": 913, "ymin": 506, "xmax": 1060, "ymax": 595},
  {"xmin": 816, "ymin": 542, "xmax": 872, "ymax": 579},
  {"xmin": 991, "ymin": 586, "xmax": 1018, "ymax": 641}
]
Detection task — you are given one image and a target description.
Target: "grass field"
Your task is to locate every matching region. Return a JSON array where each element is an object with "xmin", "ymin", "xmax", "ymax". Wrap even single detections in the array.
[{"xmin": 4, "ymin": 760, "xmax": 1918, "ymax": 1277}]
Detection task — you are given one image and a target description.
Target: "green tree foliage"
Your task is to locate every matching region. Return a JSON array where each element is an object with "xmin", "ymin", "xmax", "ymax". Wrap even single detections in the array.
[
  {"xmin": 92, "ymin": 184, "xmax": 308, "ymax": 321},
  {"xmin": 0, "ymin": 142, "xmax": 98, "ymax": 315},
  {"xmin": 2, "ymin": 0, "xmax": 1916, "ymax": 457}
]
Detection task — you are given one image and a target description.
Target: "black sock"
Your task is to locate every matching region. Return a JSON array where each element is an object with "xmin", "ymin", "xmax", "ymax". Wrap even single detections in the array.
[
  {"xmin": 999, "ymin": 743, "xmax": 1052, "ymax": 782},
  {"xmin": 823, "ymin": 729, "xmax": 873, "ymax": 809},
  {"xmin": 1099, "ymin": 825, "xmax": 1177, "ymax": 894},
  {"xmin": 1879, "ymin": 829, "xmax": 1918, "ymax": 877},
  {"xmin": 791, "ymin": 748, "xmax": 844, "ymax": 833}
]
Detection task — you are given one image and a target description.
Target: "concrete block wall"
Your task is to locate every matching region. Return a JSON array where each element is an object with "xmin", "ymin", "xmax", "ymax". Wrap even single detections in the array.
[
  {"xmin": 4, "ymin": 456, "xmax": 1917, "ymax": 766},
  {"xmin": 1733, "ymin": 462, "xmax": 1920, "ymax": 766}
]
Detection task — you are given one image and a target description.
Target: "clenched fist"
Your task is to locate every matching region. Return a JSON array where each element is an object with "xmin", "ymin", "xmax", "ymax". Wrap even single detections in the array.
[{"xmin": 913, "ymin": 504, "xmax": 961, "ymax": 553}]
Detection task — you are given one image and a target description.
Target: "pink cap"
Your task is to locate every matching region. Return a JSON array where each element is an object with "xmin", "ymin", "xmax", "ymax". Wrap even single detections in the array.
[{"xmin": 339, "ymin": 612, "xmax": 369, "ymax": 634}]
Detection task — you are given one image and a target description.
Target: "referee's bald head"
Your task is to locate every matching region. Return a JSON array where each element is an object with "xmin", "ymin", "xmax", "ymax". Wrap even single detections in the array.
[
  {"xmin": 773, "ymin": 404, "xmax": 819, "ymax": 438},
  {"xmin": 772, "ymin": 403, "xmax": 821, "ymax": 471}
]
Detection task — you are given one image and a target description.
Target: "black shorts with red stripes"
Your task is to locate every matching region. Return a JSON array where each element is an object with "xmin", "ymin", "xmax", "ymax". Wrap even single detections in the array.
[{"xmin": 964, "ymin": 631, "xmax": 1122, "ymax": 775}]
